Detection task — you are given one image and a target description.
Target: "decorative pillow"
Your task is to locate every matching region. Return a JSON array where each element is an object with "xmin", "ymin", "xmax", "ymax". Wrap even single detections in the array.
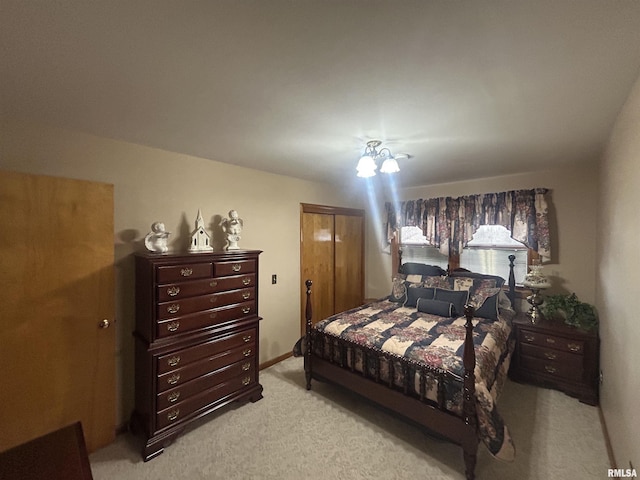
[
  {"xmin": 401, "ymin": 262, "xmax": 447, "ymax": 276},
  {"xmin": 405, "ymin": 286, "xmax": 435, "ymax": 308},
  {"xmin": 473, "ymin": 289, "xmax": 502, "ymax": 320},
  {"xmin": 421, "ymin": 275, "xmax": 450, "ymax": 289},
  {"xmin": 449, "ymin": 271, "xmax": 506, "ymax": 288},
  {"xmin": 434, "ymin": 288, "xmax": 469, "ymax": 317},
  {"xmin": 417, "ymin": 298, "xmax": 455, "ymax": 317},
  {"xmin": 389, "ymin": 276, "xmax": 407, "ymax": 304}
]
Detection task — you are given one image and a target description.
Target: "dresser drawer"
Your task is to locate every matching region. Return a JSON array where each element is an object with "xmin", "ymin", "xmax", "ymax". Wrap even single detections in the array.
[
  {"xmin": 518, "ymin": 330, "xmax": 585, "ymax": 355},
  {"xmin": 156, "ymin": 301, "xmax": 256, "ymax": 338},
  {"xmin": 157, "ymin": 263, "xmax": 213, "ymax": 283},
  {"xmin": 520, "ymin": 355, "xmax": 583, "ymax": 380},
  {"xmin": 157, "ymin": 275, "xmax": 256, "ymax": 301},
  {"xmin": 157, "ymin": 288, "xmax": 255, "ymax": 320},
  {"xmin": 156, "ymin": 328, "xmax": 256, "ymax": 374},
  {"xmin": 156, "ymin": 373, "xmax": 255, "ymax": 430},
  {"xmin": 157, "ymin": 342, "xmax": 255, "ymax": 393},
  {"xmin": 214, "ymin": 259, "xmax": 256, "ymax": 277},
  {"xmin": 157, "ymin": 360, "xmax": 255, "ymax": 411}
]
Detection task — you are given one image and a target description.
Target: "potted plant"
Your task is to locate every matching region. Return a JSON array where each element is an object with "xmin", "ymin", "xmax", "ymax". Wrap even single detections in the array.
[{"xmin": 541, "ymin": 293, "xmax": 598, "ymax": 330}]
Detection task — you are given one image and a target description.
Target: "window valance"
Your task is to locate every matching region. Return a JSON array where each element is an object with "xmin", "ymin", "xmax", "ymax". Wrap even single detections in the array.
[{"xmin": 385, "ymin": 188, "xmax": 551, "ymax": 261}]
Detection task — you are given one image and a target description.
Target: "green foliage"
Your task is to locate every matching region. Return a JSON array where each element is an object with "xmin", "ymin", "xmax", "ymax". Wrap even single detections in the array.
[{"xmin": 542, "ymin": 293, "xmax": 598, "ymax": 330}]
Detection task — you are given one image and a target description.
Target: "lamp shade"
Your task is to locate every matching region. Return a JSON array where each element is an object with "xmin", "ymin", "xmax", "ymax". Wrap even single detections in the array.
[
  {"xmin": 356, "ymin": 155, "xmax": 377, "ymax": 177},
  {"xmin": 380, "ymin": 157, "xmax": 400, "ymax": 173}
]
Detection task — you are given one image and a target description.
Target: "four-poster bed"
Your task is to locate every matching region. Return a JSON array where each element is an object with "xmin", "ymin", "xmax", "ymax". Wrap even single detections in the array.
[{"xmin": 301, "ymin": 255, "xmax": 517, "ymax": 480}]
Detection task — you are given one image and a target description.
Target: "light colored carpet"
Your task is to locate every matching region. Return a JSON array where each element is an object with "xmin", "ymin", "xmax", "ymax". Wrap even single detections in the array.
[{"xmin": 90, "ymin": 356, "xmax": 609, "ymax": 479}]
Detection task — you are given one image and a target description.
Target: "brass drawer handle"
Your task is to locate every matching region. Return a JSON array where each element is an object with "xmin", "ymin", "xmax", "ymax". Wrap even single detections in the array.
[
  {"xmin": 242, "ymin": 307, "xmax": 251, "ymax": 314},
  {"xmin": 210, "ymin": 296, "xmax": 218, "ymax": 304},
  {"xmin": 167, "ymin": 321, "xmax": 180, "ymax": 332},
  {"xmin": 544, "ymin": 365, "xmax": 557, "ymax": 374},
  {"xmin": 180, "ymin": 268, "xmax": 193, "ymax": 277},
  {"xmin": 545, "ymin": 337, "xmax": 556, "ymax": 344},
  {"xmin": 167, "ymin": 356, "xmax": 181, "ymax": 367},
  {"xmin": 242, "ymin": 376, "xmax": 251, "ymax": 386},
  {"xmin": 524, "ymin": 334, "xmax": 535, "ymax": 342},
  {"xmin": 243, "ymin": 349, "xmax": 252, "ymax": 357},
  {"xmin": 567, "ymin": 343, "xmax": 582, "ymax": 352},
  {"xmin": 167, "ymin": 409, "xmax": 180, "ymax": 421},
  {"xmin": 168, "ymin": 391, "xmax": 181, "ymax": 403},
  {"xmin": 232, "ymin": 264, "xmax": 242, "ymax": 272},
  {"xmin": 243, "ymin": 335, "xmax": 252, "ymax": 343},
  {"xmin": 543, "ymin": 352, "xmax": 557, "ymax": 360},
  {"xmin": 242, "ymin": 278, "xmax": 251, "ymax": 286},
  {"xmin": 167, "ymin": 286, "xmax": 180, "ymax": 297},
  {"xmin": 167, "ymin": 373, "xmax": 180, "ymax": 385},
  {"xmin": 242, "ymin": 362, "xmax": 251, "ymax": 371},
  {"xmin": 209, "ymin": 312, "xmax": 217, "ymax": 319},
  {"xmin": 242, "ymin": 292, "xmax": 251, "ymax": 300},
  {"xmin": 167, "ymin": 304, "xmax": 180, "ymax": 314},
  {"xmin": 210, "ymin": 280, "xmax": 218, "ymax": 287}
]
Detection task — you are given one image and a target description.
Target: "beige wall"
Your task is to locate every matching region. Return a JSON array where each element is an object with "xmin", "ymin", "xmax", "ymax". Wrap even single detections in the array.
[
  {"xmin": 0, "ymin": 118, "xmax": 364, "ymax": 426},
  {"xmin": 364, "ymin": 166, "xmax": 600, "ymax": 305},
  {"xmin": 598, "ymin": 74, "xmax": 640, "ymax": 469}
]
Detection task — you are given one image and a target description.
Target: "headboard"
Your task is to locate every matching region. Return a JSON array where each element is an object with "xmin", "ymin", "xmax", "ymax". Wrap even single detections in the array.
[{"xmin": 397, "ymin": 247, "xmax": 517, "ymax": 309}]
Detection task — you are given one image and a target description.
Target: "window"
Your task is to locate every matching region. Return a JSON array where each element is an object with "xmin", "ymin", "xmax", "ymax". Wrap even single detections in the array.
[
  {"xmin": 399, "ymin": 226, "xmax": 448, "ymax": 270},
  {"xmin": 460, "ymin": 225, "xmax": 528, "ymax": 284},
  {"xmin": 400, "ymin": 225, "xmax": 529, "ymax": 284}
]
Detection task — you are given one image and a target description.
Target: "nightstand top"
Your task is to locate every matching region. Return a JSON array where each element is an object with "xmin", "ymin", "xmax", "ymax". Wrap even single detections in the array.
[{"xmin": 513, "ymin": 313, "xmax": 598, "ymax": 338}]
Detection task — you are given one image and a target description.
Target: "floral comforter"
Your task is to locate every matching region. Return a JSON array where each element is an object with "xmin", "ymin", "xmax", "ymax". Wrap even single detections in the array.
[{"xmin": 313, "ymin": 299, "xmax": 516, "ymax": 461}]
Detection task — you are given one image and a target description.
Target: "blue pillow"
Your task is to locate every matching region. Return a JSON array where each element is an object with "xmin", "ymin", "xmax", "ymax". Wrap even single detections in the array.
[
  {"xmin": 416, "ymin": 298, "xmax": 455, "ymax": 317},
  {"xmin": 405, "ymin": 286, "xmax": 435, "ymax": 308},
  {"xmin": 434, "ymin": 288, "xmax": 469, "ymax": 317},
  {"xmin": 474, "ymin": 292, "xmax": 500, "ymax": 320}
]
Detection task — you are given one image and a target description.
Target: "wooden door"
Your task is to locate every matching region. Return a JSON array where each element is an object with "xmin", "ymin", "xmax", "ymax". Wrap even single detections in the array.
[
  {"xmin": 300, "ymin": 204, "xmax": 364, "ymax": 332},
  {"xmin": 334, "ymin": 214, "xmax": 364, "ymax": 312},
  {"xmin": 300, "ymin": 212, "xmax": 335, "ymax": 328},
  {"xmin": 0, "ymin": 170, "xmax": 115, "ymax": 453}
]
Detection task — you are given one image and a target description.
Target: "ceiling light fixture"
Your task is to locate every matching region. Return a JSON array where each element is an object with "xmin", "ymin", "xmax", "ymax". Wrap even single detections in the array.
[{"xmin": 356, "ymin": 140, "xmax": 400, "ymax": 178}]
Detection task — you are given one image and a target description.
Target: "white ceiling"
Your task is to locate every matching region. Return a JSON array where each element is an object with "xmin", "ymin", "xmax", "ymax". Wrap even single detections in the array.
[{"xmin": 2, "ymin": 1, "xmax": 640, "ymax": 188}]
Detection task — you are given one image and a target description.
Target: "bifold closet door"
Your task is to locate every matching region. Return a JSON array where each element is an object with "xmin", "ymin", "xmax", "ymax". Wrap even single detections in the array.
[{"xmin": 300, "ymin": 204, "xmax": 364, "ymax": 332}]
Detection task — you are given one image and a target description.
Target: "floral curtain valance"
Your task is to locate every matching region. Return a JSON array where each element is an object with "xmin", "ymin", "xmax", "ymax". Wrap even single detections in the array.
[{"xmin": 385, "ymin": 188, "xmax": 551, "ymax": 261}]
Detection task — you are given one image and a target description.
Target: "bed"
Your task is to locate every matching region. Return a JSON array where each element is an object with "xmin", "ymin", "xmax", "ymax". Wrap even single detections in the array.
[{"xmin": 299, "ymin": 255, "xmax": 517, "ymax": 480}]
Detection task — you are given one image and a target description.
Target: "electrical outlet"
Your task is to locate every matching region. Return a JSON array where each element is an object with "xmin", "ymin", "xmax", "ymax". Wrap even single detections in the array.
[{"xmin": 272, "ymin": 274, "xmax": 277, "ymax": 284}]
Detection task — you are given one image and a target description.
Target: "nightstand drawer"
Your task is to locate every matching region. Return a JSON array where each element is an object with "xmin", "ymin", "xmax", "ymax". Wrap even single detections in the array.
[
  {"xmin": 518, "ymin": 330, "xmax": 584, "ymax": 354},
  {"xmin": 520, "ymin": 343, "xmax": 583, "ymax": 369},
  {"xmin": 520, "ymin": 355, "xmax": 583, "ymax": 380}
]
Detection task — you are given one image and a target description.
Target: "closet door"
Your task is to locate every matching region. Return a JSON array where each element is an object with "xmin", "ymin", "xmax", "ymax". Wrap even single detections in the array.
[
  {"xmin": 300, "ymin": 204, "xmax": 364, "ymax": 331},
  {"xmin": 334, "ymin": 214, "xmax": 364, "ymax": 313},
  {"xmin": 301, "ymin": 212, "xmax": 335, "ymax": 327}
]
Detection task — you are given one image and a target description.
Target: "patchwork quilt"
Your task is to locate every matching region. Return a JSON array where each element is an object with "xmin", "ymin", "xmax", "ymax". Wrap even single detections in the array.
[{"xmin": 313, "ymin": 299, "xmax": 516, "ymax": 461}]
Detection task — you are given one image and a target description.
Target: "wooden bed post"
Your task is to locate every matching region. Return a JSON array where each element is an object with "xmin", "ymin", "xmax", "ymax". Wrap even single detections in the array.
[
  {"xmin": 507, "ymin": 254, "xmax": 516, "ymax": 307},
  {"xmin": 462, "ymin": 304, "xmax": 479, "ymax": 480},
  {"xmin": 304, "ymin": 279, "xmax": 313, "ymax": 390}
]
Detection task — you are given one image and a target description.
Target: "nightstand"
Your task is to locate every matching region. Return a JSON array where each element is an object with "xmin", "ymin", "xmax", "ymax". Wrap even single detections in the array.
[{"xmin": 509, "ymin": 314, "xmax": 599, "ymax": 405}]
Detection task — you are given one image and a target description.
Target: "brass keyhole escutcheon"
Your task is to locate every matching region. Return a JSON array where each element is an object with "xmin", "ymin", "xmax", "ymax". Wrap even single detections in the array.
[{"xmin": 99, "ymin": 319, "xmax": 110, "ymax": 329}]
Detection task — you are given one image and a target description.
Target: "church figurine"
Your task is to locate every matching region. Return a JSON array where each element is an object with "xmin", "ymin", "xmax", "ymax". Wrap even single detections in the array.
[
  {"xmin": 144, "ymin": 222, "xmax": 171, "ymax": 253},
  {"xmin": 188, "ymin": 209, "xmax": 213, "ymax": 252}
]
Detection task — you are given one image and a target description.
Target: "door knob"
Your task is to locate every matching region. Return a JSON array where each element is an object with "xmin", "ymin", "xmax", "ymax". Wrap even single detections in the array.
[{"xmin": 99, "ymin": 319, "xmax": 111, "ymax": 329}]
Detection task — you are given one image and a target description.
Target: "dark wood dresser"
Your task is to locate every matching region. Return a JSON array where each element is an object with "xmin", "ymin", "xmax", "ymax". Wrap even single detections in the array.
[
  {"xmin": 130, "ymin": 250, "xmax": 263, "ymax": 460},
  {"xmin": 509, "ymin": 314, "xmax": 599, "ymax": 405}
]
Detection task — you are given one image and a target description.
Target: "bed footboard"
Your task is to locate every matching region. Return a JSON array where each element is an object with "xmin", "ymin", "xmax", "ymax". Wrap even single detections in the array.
[{"xmin": 303, "ymin": 279, "xmax": 479, "ymax": 479}]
